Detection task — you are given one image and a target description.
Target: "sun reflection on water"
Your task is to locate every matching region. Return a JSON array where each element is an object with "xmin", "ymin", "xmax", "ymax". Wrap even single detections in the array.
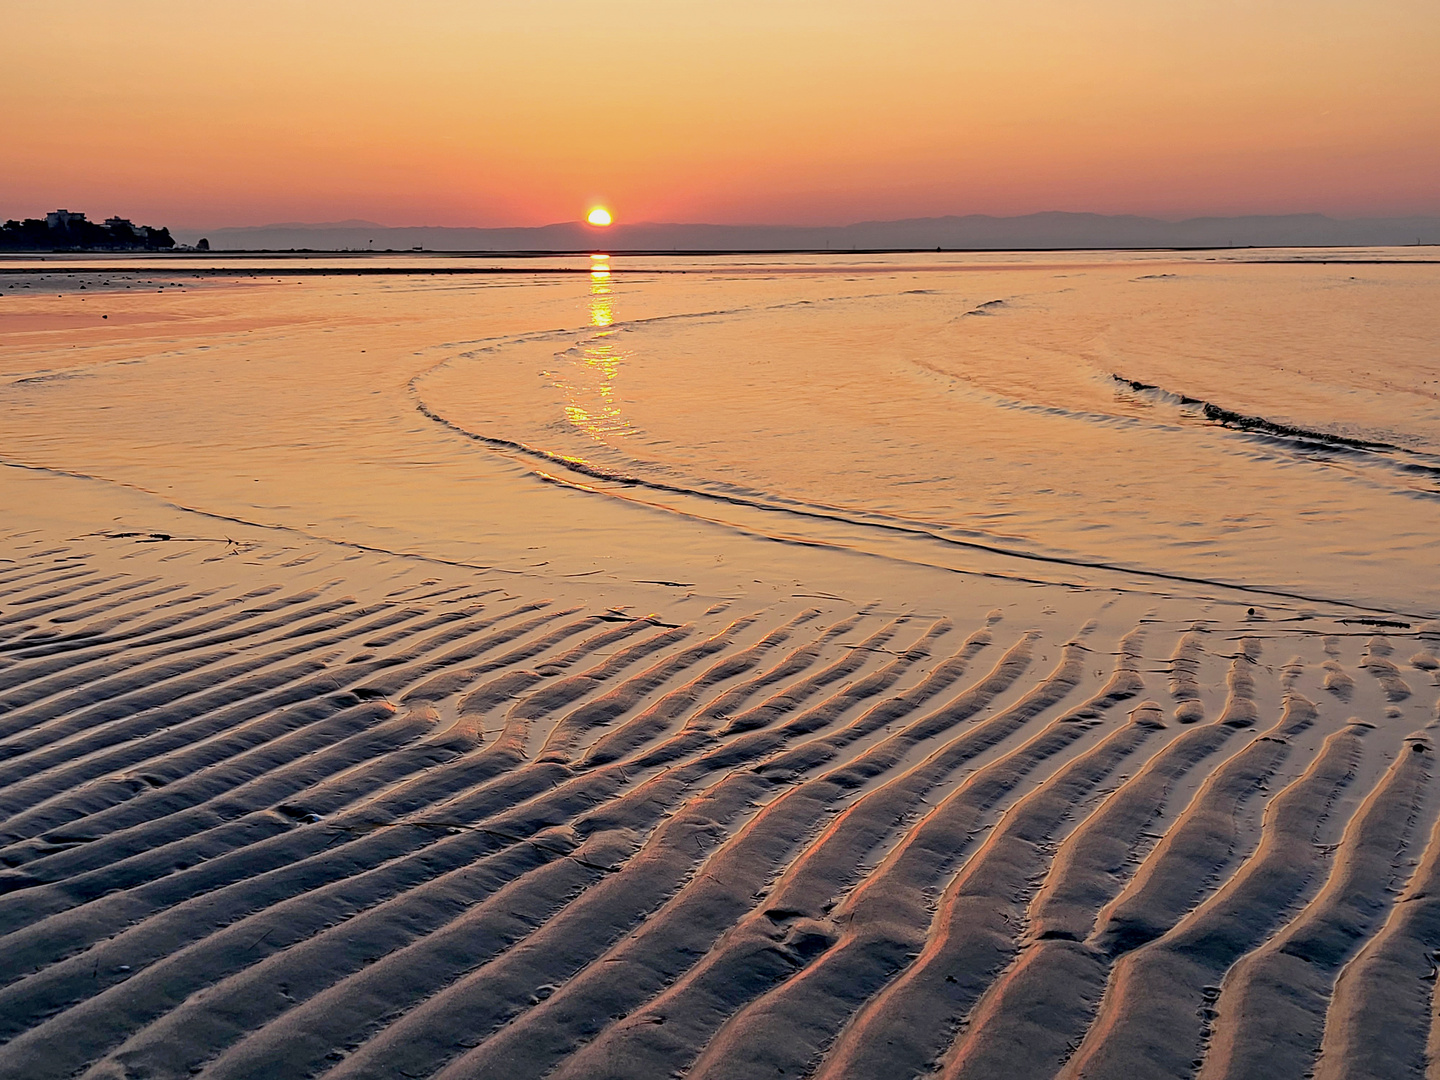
[
  {"xmin": 589, "ymin": 258, "xmax": 612, "ymax": 326},
  {"xmin": 553, "ymin": 262, "xmax": 633, "ymax": 442}
]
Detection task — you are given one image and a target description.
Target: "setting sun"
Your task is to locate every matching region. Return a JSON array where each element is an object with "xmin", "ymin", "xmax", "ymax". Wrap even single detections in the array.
[{"xmin": 586, "ymin": 207, "xmax": 613, "ymax": 227}]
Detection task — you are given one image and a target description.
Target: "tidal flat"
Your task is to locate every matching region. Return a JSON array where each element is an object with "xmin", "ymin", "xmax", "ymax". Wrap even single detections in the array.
[{"xmin": 0, "ymin": 249, "xmax": 1437, "ymax": 1079}]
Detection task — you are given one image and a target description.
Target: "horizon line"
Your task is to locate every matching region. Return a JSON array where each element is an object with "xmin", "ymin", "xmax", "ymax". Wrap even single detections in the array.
[{"xmin": 180, "ymin": 209, "xmax": 1440, "ymax": 233}]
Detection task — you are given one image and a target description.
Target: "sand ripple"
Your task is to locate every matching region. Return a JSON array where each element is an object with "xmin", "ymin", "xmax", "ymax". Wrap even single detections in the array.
[{"xmin": 0, "ymin": 534, "xmax": 1437, "ymax": 1079}]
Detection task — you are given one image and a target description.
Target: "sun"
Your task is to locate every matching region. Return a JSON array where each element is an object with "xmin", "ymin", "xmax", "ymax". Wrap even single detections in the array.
[{"xmin": 587, "ymin": 207, "xmax": 613, "ymax": 227}]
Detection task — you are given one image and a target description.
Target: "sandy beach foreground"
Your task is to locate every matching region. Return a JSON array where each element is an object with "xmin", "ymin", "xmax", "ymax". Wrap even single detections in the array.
[{"xmin": 1, "ymin": 253, "xmax": 1438, "ymax": 1079}]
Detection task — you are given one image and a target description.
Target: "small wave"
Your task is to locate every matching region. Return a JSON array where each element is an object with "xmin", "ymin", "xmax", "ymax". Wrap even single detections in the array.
[
  {"xmin": 413, "ymin": 396, "xmax": 1437, "ymax": 619},
  {"xmin": 1113, "ymin": 374, "xmax": 1397, "ymax": 452},
  {"xmin": 1112, "ymin": 374, "xmax": 1440, "ymax": 489},
  {"xmin": 12, "ymin": 370, "xmax": 95, "ymax": 386},
  {"xmin": 960, "ymin": 299, "xmax": 1009, "ymax": 317}
]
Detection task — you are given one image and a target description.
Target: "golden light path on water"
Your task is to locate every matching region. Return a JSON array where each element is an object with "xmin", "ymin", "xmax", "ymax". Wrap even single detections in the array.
[{"xmin": 557, "ymin": 254, "xmax": 633, "ymax": 441}]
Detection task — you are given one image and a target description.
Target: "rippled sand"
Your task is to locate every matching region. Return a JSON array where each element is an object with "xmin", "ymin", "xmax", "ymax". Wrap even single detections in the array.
[{"xmin": 0, "ymin": 251, "xmax": 1437, "ymax": 1079}]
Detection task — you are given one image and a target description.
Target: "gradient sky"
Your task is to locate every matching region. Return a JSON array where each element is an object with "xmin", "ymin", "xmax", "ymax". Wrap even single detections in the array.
[{"xmin": 3, "ymin": 0, "xmax": 1437, "ymax": 228}]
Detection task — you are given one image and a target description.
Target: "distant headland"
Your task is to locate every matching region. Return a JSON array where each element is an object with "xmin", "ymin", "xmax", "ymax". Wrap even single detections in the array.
[{"xmin": 0, "ymin": 209, "xmax": 183, "ymax": 251}]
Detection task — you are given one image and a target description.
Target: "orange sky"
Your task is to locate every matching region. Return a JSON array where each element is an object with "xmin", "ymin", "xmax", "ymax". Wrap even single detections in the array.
[{"xmin": 3, "ymin": 0, "xmax": 1437, "ymax": 228}]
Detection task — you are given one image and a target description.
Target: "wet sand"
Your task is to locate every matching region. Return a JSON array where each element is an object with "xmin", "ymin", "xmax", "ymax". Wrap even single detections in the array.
[{"xmin": 1, "ymin": 252, "xmax": 1438, "ymax": 1079}]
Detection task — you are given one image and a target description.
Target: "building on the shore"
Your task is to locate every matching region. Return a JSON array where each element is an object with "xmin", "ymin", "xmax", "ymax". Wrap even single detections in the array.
[
  {"xmin": 3, "ymin": 210, "xmax": 175, "ymax": 251},
  {"xmin": 105, "ymin": 216, "xmax": 150, "ymax": 239}
]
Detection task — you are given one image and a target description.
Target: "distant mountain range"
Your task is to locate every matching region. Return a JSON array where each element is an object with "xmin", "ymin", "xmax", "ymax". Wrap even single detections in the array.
[{"xmin": 173, "ymin": 212, "xmax": 1440, "ymax": 252}]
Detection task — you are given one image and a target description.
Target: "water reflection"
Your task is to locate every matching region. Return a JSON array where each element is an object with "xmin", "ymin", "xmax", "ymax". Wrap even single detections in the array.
[
  {"xmin": 554, "ymin": 260, "xmax": 632, "ymax": 441},
  {"xmin": 590, "ymin": 256, "xmax": 612, "ymax": 327}
]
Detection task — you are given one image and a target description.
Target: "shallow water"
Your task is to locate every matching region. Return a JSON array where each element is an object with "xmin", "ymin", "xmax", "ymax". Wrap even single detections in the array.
[{"xmin": 2, "ymin": 249, "xmax": 1437, "ymax": 616}]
